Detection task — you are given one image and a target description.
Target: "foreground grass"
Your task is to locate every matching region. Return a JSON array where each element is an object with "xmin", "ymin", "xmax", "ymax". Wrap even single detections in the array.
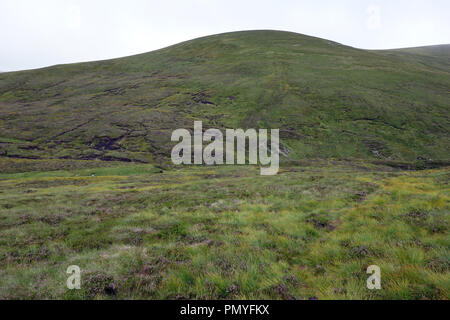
[{"xmin": 0, "ymin": 161, "xmax": 448, "ymax": 299}]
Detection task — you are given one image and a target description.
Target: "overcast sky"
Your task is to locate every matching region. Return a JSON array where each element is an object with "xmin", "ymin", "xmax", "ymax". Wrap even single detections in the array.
[{"xmin": 1, "ymin": 0, "xmax": 449, "ymax": 72}]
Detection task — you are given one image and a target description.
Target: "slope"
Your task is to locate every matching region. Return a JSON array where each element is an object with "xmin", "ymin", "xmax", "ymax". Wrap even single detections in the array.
[{"xmin": 0, "ymin": 30, "xmax": 448, "ymax": 164}]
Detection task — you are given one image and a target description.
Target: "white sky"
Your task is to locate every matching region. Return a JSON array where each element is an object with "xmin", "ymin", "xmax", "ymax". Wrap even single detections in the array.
[{"xmin": 1, "ymin": 0, "xmax": 449, "ymax": 72}]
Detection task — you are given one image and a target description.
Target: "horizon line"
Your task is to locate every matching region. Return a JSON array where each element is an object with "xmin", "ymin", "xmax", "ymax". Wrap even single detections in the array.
[{"xmin": 2, "ymin": 29, "xmax": 449, "ymax": 74}]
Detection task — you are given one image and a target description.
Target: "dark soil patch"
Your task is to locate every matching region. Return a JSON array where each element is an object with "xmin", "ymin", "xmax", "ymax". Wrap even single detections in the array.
[
  {"xmin": 349, "ymin": 246, "xmax": 371, "ymax": 258},
  {"xmin": 84, "ymin": 273, "xmax": 117, "ymax": 298}
]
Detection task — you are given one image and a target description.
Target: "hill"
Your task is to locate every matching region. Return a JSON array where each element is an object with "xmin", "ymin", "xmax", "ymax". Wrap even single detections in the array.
[
  {"xmin": 0, "ymin": 30, "xmax": 449, "ymax": 164},
  {"xmin": 0, "ymin": 31, "xmax": 448, "ymax": 300}
]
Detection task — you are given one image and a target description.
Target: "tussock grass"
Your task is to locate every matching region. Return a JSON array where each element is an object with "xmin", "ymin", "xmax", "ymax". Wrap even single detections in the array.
[{"xmin": 0, "ymin": 162, "xmax": 448, "ymax": 299}]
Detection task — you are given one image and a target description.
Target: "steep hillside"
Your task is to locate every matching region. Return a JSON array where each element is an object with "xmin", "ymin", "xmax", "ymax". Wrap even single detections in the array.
[{"xmin": 0, "ymin": 30, "xmax": 448, "ymax": 164}]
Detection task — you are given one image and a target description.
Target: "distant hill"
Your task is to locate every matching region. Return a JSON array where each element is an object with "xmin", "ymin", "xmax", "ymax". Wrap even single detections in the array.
[
  {"xmin": 393, "ymin": 44, "xmax": 450, "ymax": 57},
  {"xmin": 0, "ymin": 30, "xmax": 448, "ymax": 163}
]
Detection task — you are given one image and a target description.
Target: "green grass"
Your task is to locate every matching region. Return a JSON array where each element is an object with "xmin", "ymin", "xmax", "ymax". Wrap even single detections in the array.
[
  {"xmin": 0, "ymin": 30, "xmax": 448, "ymax": 300},
  {"xmin": 0, "ymin": 160, "xmax": 448, "ymax": 299}
]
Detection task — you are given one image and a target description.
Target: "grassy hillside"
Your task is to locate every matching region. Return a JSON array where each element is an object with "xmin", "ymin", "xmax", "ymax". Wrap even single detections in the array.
[
  {"xmin": 0, "ymin": 30, "xmax": 449, "ymax": 164},
  {"xmin": 0, "ymin": 31, "xmax": 449, "ymax": 300}
]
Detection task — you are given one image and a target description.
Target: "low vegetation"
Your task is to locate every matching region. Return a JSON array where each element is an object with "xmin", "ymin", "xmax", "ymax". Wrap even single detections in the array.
[
  {"xmin": 0, "ymin": 159, "xmax": 447, "ymax": 299},
  {"xmin": 0, "ymin": 30, "xmax": 448, "ymax": 300}
]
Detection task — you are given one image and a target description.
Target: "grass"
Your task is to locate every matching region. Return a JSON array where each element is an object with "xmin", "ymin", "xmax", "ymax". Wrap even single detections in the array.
[
  {"xmin": 0, "ymin": 159, "xmax": 448, "ymax": 299},
  {"xmin": 0, "ymin": 30, "xmax": 448, "ymax": 163},
  {"xmin": 0, "ymin": 30, "xmax": 448, "ymax": 300}
]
